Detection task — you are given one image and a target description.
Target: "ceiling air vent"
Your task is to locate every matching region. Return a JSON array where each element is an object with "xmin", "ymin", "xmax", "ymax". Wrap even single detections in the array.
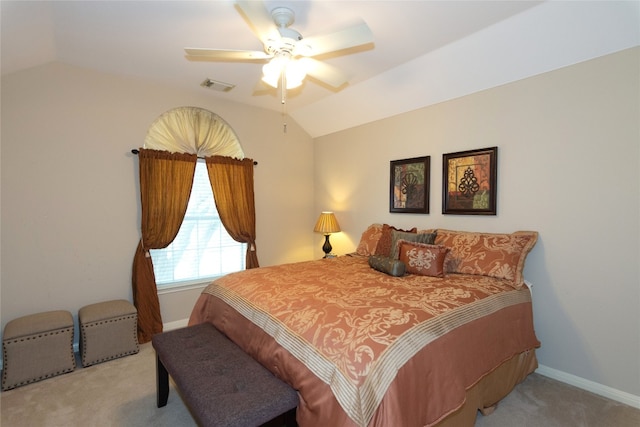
[{"xmin": 200, "ymin": 78, "xmax": 235, "ymax": 92}]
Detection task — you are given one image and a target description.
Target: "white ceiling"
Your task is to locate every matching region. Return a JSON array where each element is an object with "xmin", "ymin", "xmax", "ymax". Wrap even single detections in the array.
[{"xmin": 2, "ymin": 1, "xmax": 638, "ymax": 137}]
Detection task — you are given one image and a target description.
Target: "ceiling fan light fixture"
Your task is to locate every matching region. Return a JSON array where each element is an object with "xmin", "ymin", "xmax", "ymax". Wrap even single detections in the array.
[
  {"xmin": 261, "ymin": 70, "xmax": 280, "ymax": 88},
  {"xmin": 285, "ymin": 59, "xmax": 306, "ymax": 88},
  {"xmin": 262, "ymin": 53, "xmax": 306, "ymax": 89},
  {"xmin": 262, "ymin": 57, "xmax": 284, "ymax": 88}
]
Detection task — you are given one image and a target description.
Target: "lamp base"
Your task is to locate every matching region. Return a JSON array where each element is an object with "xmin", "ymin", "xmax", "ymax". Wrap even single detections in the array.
[{"xmin": 322, "ymin": 234, "xmax": 333, "ymax": 258}]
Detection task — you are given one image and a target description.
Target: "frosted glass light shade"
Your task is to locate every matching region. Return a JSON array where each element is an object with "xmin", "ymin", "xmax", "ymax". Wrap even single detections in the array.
[{"xmin": 262, "ymin": 56, "xmax": 307, "ymax": 89}]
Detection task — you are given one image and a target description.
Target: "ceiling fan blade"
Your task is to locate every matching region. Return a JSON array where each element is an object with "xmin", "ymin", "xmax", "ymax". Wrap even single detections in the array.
[
  {"xmin": 300, "ymin": 58, "xmax": 350, "ymax": 88},
  {"xmin": 235, "ymin": 0, "xmax": 280, "ymax": 45},
  {"xmin": 185, "ymin": 48, "xmax": 271, "ymax": 61},
  {"xmin": 302, "ymin": 21, "xmax": 374, "ymax": 56}
]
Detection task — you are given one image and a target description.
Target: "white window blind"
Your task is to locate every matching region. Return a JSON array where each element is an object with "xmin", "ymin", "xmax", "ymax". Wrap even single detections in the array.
[{"xmin": 150, "ymin": 162, "xmax": 246, "ymax": 287}]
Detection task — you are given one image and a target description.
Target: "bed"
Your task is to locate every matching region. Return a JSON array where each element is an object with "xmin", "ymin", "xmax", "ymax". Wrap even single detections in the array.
[{"xmin": 189, "ymin": 225, "xmax": 540, "ymax": 427}]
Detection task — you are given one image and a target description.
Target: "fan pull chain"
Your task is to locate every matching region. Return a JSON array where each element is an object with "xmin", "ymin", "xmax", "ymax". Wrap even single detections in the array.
[
  {"xmin": 281, "ymin": 102, "xmax": 287, "ymax": 134},
  {"xmin": 281, "ymin": 71, "xmax": 287, "ymax": 105},
  {"xmin": 281, "ymin": 71, "xmax": 287, "ymax": 133},
  {"xmin": 281, "ymin": 109, "xmax": 288, "ymax": 133}
]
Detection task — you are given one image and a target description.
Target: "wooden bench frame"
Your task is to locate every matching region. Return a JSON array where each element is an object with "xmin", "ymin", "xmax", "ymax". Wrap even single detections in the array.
[{"xmin": 152, "ymin": 323, "xmax": 298, "ymax": 427}]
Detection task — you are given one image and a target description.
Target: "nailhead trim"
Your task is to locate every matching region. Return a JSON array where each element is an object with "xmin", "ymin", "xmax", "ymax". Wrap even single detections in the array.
[
  {"xmin": 80, "ymin": 314, "xmax": 139, "ymax": 366},
  {"xmin": 2, "ymin": 327, "xmax": 76, "ymax": 391}
]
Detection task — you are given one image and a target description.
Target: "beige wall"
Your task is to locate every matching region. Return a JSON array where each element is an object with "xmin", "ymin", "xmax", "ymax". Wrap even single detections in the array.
[
  {"xmin": 314, "ymin": 48, "xmax": 640, "ymax": 398},
  {"xmin": 1, "ymin": 62, "xmax": 315, "ymax": 329}
]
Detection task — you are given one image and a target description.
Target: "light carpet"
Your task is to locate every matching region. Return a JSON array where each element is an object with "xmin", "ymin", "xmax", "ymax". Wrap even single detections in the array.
[{"xmin": 1, "ymin": 343, "xmax": 638, "ymax": 426}]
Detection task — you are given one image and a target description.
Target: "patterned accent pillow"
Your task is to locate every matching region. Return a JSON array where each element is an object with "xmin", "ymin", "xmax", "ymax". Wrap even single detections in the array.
[
  {"xmin": 368, "ymin": 255, "xmax": 406, "ymax": 277},
  {"xmin": 390, "ymin": 230, "xmax": 437, "ymax": 260},
  {"xmin": 355, "ymin": 224, "xmax": 384, "ymax": 256},
  {"xmin": 435, "ymin": 229, "xmax": 538, "ymax": 288},
  {"xmin": 375, "ymin": 224, "xmax": 417, "ymax": 257},
  {"xmin": 397, "ymin": 241, "xmax": 449, "ymax": 277}
]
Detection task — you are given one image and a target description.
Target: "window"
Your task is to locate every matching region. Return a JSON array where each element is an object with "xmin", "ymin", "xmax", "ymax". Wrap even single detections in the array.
[{"xmin": 150, "ymin": 162, "xmax": 246, "ymax": 288}]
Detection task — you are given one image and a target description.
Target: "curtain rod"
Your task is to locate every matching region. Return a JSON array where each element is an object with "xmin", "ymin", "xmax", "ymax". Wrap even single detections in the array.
[{"xmin": 131, "ymin": 149, "xmax": 257, "ymax": 165}]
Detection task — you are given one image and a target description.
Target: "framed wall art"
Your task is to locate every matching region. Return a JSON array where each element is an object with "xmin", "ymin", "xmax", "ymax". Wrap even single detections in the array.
[
  {"xmin": 390, "ymin": 156, "xmax": 430, "ymax": 214},
  {"xmin": 442, "ymin": 147, "xmax": 497, "ymax": 215}
]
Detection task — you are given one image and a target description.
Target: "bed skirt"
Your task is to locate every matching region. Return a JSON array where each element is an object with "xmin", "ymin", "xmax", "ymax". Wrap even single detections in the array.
[{"xmin": 435, "ymin": 348, "xmax": 537, "ymax": 426}]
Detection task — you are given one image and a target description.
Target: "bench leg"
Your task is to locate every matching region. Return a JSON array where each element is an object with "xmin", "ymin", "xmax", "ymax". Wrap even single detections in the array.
[
  {"xmin": 283, "ymin": 408, "xmax": 298, "ymax": 427},
  {"xmin": 156, "ymin": 354, "xmax": 169, "ymax": 408}
]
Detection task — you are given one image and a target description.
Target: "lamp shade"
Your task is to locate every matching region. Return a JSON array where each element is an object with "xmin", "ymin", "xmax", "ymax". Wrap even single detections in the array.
[{"xmin": 314, "ymin": 212, "xmax": 341, "ymax": 234}]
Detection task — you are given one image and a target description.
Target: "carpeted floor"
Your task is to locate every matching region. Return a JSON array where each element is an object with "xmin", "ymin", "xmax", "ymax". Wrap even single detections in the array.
[{"xmin": 1, "ymin": 342, "xmax": 638, "ymax": 426}]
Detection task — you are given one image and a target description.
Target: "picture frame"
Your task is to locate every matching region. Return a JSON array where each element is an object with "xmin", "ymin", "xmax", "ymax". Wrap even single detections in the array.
[
  {"xmin": 442, "ymin": 147, "xmax": 497, "ymax": 215},
  {"xmin": 390, "ymin": 156, "xmax": 430, "ymax": 214}
]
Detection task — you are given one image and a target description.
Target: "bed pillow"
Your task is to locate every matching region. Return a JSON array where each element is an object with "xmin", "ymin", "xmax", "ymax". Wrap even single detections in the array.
[
  {"xmin": 375, "ymin": 224, "xmax": 417, "ymax": 257},
  {"xmin": 418, "ymin": 228, "xmax": 438, "ymax": 234},
  {"xmin": 390, "ymin": 229, "xmax": 437, "ymax": 260},
  {"xmin": 355, "ymin": 224, "xmax": 384, "ymax": 256},
  {"xmin": 368, "ymin": 255, "xmax": 406, "ymax": 277},
  {"xmin": 397, "ymin": 241, "xmax": 448, "ymax": 278},
  {"xmin": 435, "ymin": 229, "xmax": 538, "ymax": 288}
]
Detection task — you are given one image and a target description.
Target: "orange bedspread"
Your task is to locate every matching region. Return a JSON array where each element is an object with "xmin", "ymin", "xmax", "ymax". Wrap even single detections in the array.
[{"xmin": 189, "ymin": 255, "xmax": 539, "ymax": 427}]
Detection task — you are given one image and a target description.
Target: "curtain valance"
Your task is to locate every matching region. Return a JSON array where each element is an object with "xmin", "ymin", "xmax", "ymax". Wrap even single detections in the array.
[{"xmin": 143, "ymin": 106, "xmax": 244, "ymax": 158}]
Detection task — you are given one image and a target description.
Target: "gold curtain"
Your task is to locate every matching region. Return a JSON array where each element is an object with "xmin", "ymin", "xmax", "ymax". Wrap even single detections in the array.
[
  {"xmin": 132, "ymin": 148, "xmax": 197, "ymax": 343},
  {"xmin": 205, "ymin": 156, "xmax": 259, "ymax": 269}
]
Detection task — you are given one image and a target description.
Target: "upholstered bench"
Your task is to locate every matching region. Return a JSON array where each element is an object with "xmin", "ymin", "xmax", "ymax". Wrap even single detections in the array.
[
  {"xmin": 79, "ymin": 299, "xmax": 139, "ymax": 367},
  {"xmin": 152, "ymin": 323, "xmax": 298, "ymax": 427},
  {"xmin": 2, "ymin": 310, "xmax": 75, "ymax": 390}
]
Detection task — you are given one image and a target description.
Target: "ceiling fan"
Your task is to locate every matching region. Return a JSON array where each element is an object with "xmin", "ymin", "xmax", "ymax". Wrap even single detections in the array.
[{"xmin": 185, "ymin": 0, "xmax": 374, "ymax": 95}]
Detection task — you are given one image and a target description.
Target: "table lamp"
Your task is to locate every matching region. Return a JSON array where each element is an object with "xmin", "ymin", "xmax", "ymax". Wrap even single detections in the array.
[{"xmin": 313, "ymin": 212, "xmax": 341, "ymax": 258}]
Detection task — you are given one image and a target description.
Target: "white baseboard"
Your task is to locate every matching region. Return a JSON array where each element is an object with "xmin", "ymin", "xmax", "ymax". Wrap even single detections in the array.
[
  {"xmin": 163, "ymin": 318, "xmax": 189, "ymax": 331},
  {"xmin": 536, "ymin": 364, "xmax": 640, "ymax": 409}
]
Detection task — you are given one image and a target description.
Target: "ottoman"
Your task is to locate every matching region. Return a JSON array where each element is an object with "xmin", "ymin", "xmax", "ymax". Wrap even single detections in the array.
[
  {"xmin": 2, "ymin": 310, "xmax": 76, "ymax": 391},
  {"xmin": 79, "ymin": 299, "xmax": 139, "ymax": 367}
]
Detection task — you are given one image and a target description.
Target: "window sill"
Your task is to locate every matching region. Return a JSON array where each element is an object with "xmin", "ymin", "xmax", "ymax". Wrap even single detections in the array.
[{"xmin": 156, "ymin": 277, "xmax": 221, "ymax": 295}]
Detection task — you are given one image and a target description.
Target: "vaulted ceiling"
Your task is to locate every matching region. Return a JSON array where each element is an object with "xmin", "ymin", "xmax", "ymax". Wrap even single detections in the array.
[{"xmin": 2, "ymin": 1, "xmax": 637, "ymax": 137}]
